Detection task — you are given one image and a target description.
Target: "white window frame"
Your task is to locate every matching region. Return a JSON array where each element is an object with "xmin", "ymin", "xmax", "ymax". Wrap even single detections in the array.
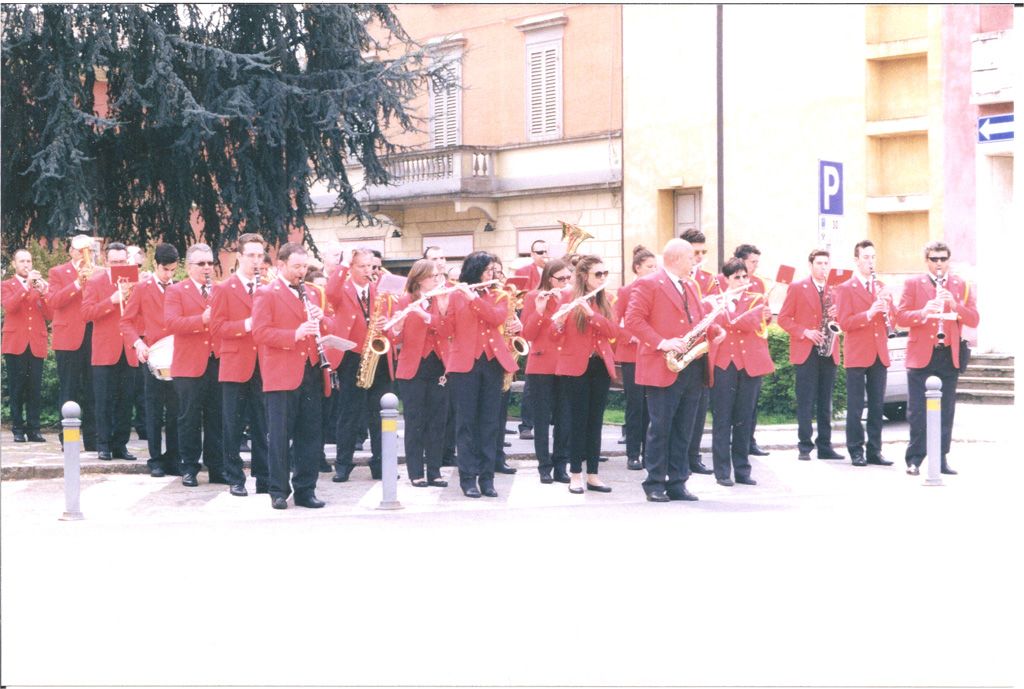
[
  {"xmin": 518, "ymin": 16, "xmax": 566, "ymax": 142},
  {"xmin": 429, "ymin": 53, "xmax": 462, "ymax": 148}
]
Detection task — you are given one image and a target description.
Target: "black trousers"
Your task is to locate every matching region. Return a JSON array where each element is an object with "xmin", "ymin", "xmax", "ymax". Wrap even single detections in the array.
[
  {"xmin": 4, "ymin": 350, "xmax": 44, "ymax": 434},
  {"xmin": 321, "ymin": 385, "xmax": 340, "ymax": 445},
  {"xmin": 397, "ymin": 352, "xmax": 449, "ymax": 481},
  {"xmin": 518, "ymin": 373, "xmax": 534, "ymax": 431},
  {"xmin": 450, "ymin": 356, "xmax": 504, "ymax": 491},
  {"xmin": 131, "ymin": 364, "xmax": 146, "ymax": 432},
  {"xmin": 526, "ymin": 373, "xmax": 570, "ymax": 472},
  {"xmin": 795, "ymin": 353, "xmax": 838, "ymax": 454},
  {"xmin": 845, "ymin": 355, "xmax": 887, "ymax": 460},
  {"xmin": 173, "ymin": 358, "xmax": 224, "ymax": 477},
  {"xmin": 495, "ymin": 389, "xmax": 511, "ymax": 465},
  {"xmin": 906, "ymin": 346, "xmax": 960, "ymax": 469},
  {"xmin": 710, "ymin": 363, "xmax": 761, "ymax": 481},
  {"xmin": 222, "ymin": 364, "xmax": 270, "ymax": 488},
  {"xmin": 561, "ymin": 357, "xmax": 611, "ymax": 474},
  {"xmin": 619, "ymin": 362, "xmax": 649, "ymax": 462},
  {"xmin": 56, "ymin": 325, "xmax": 96, "ymax": 447},
  {"xmin": 265, "ymin": 363, "xmax": 323, "ymax": 501},
  {"xmin": 688, "ymin": 385, "xmax": 710, "ymax": 467},
  {"xmin": 642, "ymin": 358, "xmax": 705, "ymax": 494},
  {"xmin": 142, "ymin": 364, "xmax": 178, "ymax": 472},
  {"xmin": 92, "ymin": 351, "xmax": 133, "ymax": 453},
  {"xmin": 442, "ymin": 393, "xmax": 457, "ymax": 462},
  {"xmin": 334, "ymin": 350, "xmax": 392, "ymax": 470}
]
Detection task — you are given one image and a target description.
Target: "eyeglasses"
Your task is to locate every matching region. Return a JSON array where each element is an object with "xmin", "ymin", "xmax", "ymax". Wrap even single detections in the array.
[
  {"xmin": 552, "ymin": 274, "xmax": 571, "ymax": 283},
  {"xmin": 927, "ymin": 256, "xmax": 950, "ymax": 263},
  {"xmin": 371, "ymin": 266, "xmax": 383, "ymax": 270},
  {"xmin": 191, "ymin": 261, "xmax": 214, "ymax": 267},
  {"xmin": 591, "ymin": 271, "xmax": 609, "ymax": 279},
  {"xmin": 533, "ymin": 249, "xmax": 547, "ymax": 255}
]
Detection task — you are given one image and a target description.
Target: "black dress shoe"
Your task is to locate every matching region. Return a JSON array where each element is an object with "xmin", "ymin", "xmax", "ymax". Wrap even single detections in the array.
[
  {"xmin": 295, "ymin": 495, "xmax": 325, "ymax": 508},
  {"xmin": 149, "ymin": 466, "xmax": 166, "ymax": 478},
  {"xmin": 586, "ymin": 482, "xmax": 612, "ymax": 493},
  {"xmin": 332, "ymin": 466, "xmax": 353, "ymax": 483},
  {"xmin": 798, "ymin": 452, "xmax": 812, "ymax": 461},
  {"xmin": 867, "ymin": 455, "xmax": 893, "ymax": 466},
  {"xmin": 906, "ymin": 465, "xmax": 920, "ymax": 476},
  {"xmin": 690, "ymin": 462, "xmax": 714, "ymax": 475},
  {"xmin": 599, "ymin": 456, "xmax": 608, "ymax": 463},
  {"xmin": 817, "ymin": 448, "xmax": 845, "ymax": 460},
  {"xmin": 428, "ymin": 478, "xmax": 449, "ymax": 488},
  {"xmin": 735, "ymin": 476, "xmax": 757, "ymax": 485},
  {"xmin": 182, "ymin": 473, "xmax": 198, "ymax": 487},
  {"xmin": 462, "ymin": 486, "xmax": 482, "ymax": 498},
  {"xmin": 480, "ymin": 486, "xmax": 498, "ymax": 498},
  {"xmin": 98, "ymin": 451, "xmax": 113, "ymax": 460},
  {"xmin": 553, "ymin": 467, "xmax": 571, "ymax": 483},
  {"xmin": 646, "ymin": 490, "xmax": 670, "ymax": 503},
  {"xmin": 13, "ymin": 433, "xmax": 27, "ymax": 443},
  {"xmin": 749, "ymin": 444, "xmax": 770, "ymax": 456},
  {"xmin": 941, "ymin": 465, "xmax": 958, "ymax": 475},
  {"xmin": 271, "ymin": 496, "xmax": 288, "ymax": 510},
  {"xmin": 229, "ymin": 484, "xmax": 248, "ymax": 497},
  {"xmin": 495, "ymin": 463, "xmax": 517, "ymax": 474},
  {"xmin": 539, "ymin": 475, "xmax": 554, "ymax": 484},
  {"xmin": 716, "ymin": 477, "xmax": 735, "ymax": 487},
  {"xmin": 667, "ymin": 487, "xmax": 699, "ymax": 501},
  {"xmin": 519, "ymin": 428, "xmax": 534, "ymax": 440},
  {"xmin": 627, "ymin": 457, "xmax": 643, "ymax": 471},
  {"xmin": 27, "ymin": 432, "xmax": 46, "ymax": 442},
  {"xmin": 539, "ymin": 468, "xmax": 553, "ymax": 483},
  {"xmin": 112, "ymin": 450, "xmax": 137, "ymax": 461},
  {"xmin": 851, "ymin": 457, "xmax": 867, "ymax": 467}
]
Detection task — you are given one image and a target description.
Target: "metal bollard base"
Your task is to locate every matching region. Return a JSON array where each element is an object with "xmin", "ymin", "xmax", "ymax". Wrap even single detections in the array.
[
  {"xmin": 59, "ymin": 511, "xmax": 85, "ymax": 521},
  {"xmin": 922, "ymin": 477, "xmax": 944, "ymax": 487},
  {"xmin": 375, "ymin": 501, "xmax": 404, "ymax": 511}
]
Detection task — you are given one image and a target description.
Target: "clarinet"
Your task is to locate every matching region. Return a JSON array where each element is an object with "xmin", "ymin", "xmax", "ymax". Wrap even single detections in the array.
[
  {"xmin": 935, "ymin": 267, "xmax": 946, "ymax": 343},
  {"xmin": 870, "ymin": 269, "xmax": 897, "ymax": 339},
  {"xmin": 296, "ymin": 282, "xmax": 339, "ymax": 396}
]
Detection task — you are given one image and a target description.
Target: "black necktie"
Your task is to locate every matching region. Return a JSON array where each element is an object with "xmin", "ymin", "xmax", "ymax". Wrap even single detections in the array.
[
  {"xmin": 201, "ymin": 284, "xmax": 209, "ymax": 300},
  {"xmin": 359, "ymin": 289, "xmax": 370, "ymax": 321},
  {"xmin": 678, "ymin": 280, "xmax": 692, "ymax": 324},
  {"xmin": 247, "ymin": 281, "xmax": 254, "ymax": 296}
]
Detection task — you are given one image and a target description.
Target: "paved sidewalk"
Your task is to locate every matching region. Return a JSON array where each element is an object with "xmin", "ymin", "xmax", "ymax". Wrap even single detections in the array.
[{"xmin": 0, "ymin": 402, "xmax": 1011, "ymax": 480}]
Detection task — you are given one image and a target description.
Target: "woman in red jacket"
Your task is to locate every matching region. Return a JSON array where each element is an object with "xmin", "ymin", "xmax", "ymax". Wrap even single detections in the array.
[
  {"xmin": 550, "ymin": 255, "xmax": 618, "ymax": 494},
  {"xmin": 389, "ymin": 259, "xmax": 452, "ymax": 488},
  {"xmin": 613, "ymin": 245, "xmax": 657, "ymax": 471},
  {"xmin": 521, "ymin": 258, "xmax": 573, "ymax": 483},
  {"xmin": 709, "ymin": 258, "xmax": 775, "ymax": 487}
]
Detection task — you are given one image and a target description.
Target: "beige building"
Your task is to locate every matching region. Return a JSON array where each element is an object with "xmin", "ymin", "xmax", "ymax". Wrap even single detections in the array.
[{"xmin": 309, "ymin": 4, "xmax": 624, "ymax": 282}]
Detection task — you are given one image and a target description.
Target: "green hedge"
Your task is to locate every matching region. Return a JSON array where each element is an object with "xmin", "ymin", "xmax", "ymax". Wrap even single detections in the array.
[{"xmin": 761, "ymin": 323, "xmax": 847, "ymax": 420}]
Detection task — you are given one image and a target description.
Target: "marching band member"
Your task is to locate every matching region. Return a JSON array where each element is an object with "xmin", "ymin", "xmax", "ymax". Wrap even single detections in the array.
[
  {"xmin": 550, "ymin": 255, "xmax": 617, "ymax": 494},
  {"xmin": 625, "ymin": 239, "xmax": 724, "ymax": 503},
  {"xmin": 326, "ymin": 247, "xmax": 395, "ymax": 483},
  {"xmin": 81, "ymin": 242, "xmax": 139, "ymax": 462},
  {"xmin": 521, "ymin": 259, "xmax": 573, "ymax": 483},
  {"xmin": 895, "ymin": 241, "xmax": 979, "ymax": 476},
  {"xmin": 491, "ymin": 257, "xmax": 520, "ymax": 476},
  {"xmin": 47, "ymin": 234, "xmax": 98, "ymax": 450},
  {"xmin": 732, "ymin": 243, "xmax": 770, "ymax": 457},
  {"xmin": 708, "ymin": 258, "xmax": 774, "ymax": 486},
  {"xmin": 681, "ymin": 229, "xmax": 719, "ymax": 475},
  {"xmin": 777, "ymin": 249, "xmax": 845, "ymax": 461},
  {"xmin": 2, "ymin": 248, "xmax": 52, "ymax": 442},
  {"xmin": 252, "ymin": 242, "xmax": 331, "ymax": 510},
  {"xmin": 514, "ymin": 239, "xmax": 548, "ymax": 292},
  {"xmin": 120, "ymin": 243, "xmax": 180, "ymax": 477},
  {"xmin": 613, "ymin": 245, "xmax": 656, "ymax": 472},
  {"xmin": 210, "ymin": 233, "xmax": 271, "ymax": 497},
  {"xmin": 445, "ymin": 251, "xmax": 517, "ymax": 498},
  {"xmin": 388, "ymin": 259, "xmax": 452, "ymax": 488},
  {"xmin": 165, "ymin": 243, "xmax": 226, "ymax": 486},
  {"xmin": 834, "ymin": 239, "xmax": 895, "ymax": 468},
  {"xmin": 126, "ymin": 245, "xmax": 148, "ymax": 439},
  {"xmin": 441, "ymin": 263, "xmax": 460, "ymax": 467}
]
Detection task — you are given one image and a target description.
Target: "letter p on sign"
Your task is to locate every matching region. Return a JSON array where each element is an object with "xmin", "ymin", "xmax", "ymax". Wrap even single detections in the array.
[{"xmin": 819, "ymin": 160, "xmax": 843, "ymax": 216}]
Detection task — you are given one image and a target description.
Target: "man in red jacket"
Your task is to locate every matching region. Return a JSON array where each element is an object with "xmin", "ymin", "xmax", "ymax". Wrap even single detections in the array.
[
  {"xmin": 2, "ymin": 249, "xmax": 52, "ymax": 442},
  {"xmin": 121, "ymin": 243, "xmax": 180, "ymax": 477},
  {"xmin": 681, "ymin": 228, "xmax": 719, "ymax": 475},
  {"xmin": 47, "ymin": 234, "xmax": 98, "ymax": 450},
  {"xmin": 165, "ymin": 243, "xmax": 225, "ymax": 487},
  {"xmin": 895, "ymin": 241, "xmax": 979, "ymax": 475},
  {"xmin": 514, "ymin": 239, "xmax": 548, "ymax": 292},
  {"xmin": 835, "ymin": 240, "xmax": 896, "ymax": 467},
  {"xmin": 210, "ymin": 233, "xmax": 271, "ymax": 496},
  {"xmin": 252, "ymin": 242, "xmax": 332, "ymax": 509},
  {"xmin": 777, "ymin": 249, "xmax": 845, "ymax": 461},
  {"xmin": 81, "ymin": 242, "xmax": 139, "ymax": 461}
]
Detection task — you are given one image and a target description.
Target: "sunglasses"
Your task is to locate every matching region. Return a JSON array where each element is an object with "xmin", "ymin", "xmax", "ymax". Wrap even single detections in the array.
[
  {"xmin": 927, "ymin": 256, "xmax": 950, "ymax": 263},
  {"xmin": 552, "ymin": 274, "xmax": 571, "ymax": 283},
  {"xmin": 191, "ymin": 261, "xmax": 214, "ymax": 267},
  {"xmin": 533, "ymin": 249, "xmax": 547, "ymax": 255},
  {"xmin": 591, "ymin": 270, "xmax": 609, "ymax": 279}
]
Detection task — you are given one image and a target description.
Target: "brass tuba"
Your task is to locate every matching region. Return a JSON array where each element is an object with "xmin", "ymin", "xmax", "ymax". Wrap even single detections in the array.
[
  {"xmin": 356, "ymin": 291, "xmax": 391, "ymax": 389},
  {"xmin": 559, "ymin": 220, "xmax": 593, "ymax": 255}
]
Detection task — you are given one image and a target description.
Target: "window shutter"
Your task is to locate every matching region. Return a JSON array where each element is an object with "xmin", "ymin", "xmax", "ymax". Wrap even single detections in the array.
[
  {"xmin": 431, "ymin": 61, "xmax": 460, "ymax": 147},
  {"xmin": 527, "ymin": 41, "xmax": 561, "ymax": 140}
]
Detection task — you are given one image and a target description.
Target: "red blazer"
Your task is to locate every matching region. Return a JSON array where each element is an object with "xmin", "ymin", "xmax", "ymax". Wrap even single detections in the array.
[
  {"xmin": 165, "ymin": 279, "xmax": 217, "ymax": 378},
  {"xmin": 777, "ymin": 277, "xmax": 841, "ymax": 365},
  {"xmin": 624, "ymin": 269, "xmax": 715, "ymax": 388},
  {"xmin": 896, "ymin": 273, "xmax": 979, "ymax": 370},
  {"xmin": 390, "ymin": 294, "xmax": 452, "ymax": 380},
  {"xmin": 252, "ymin": 280, "xmax": 332, "ymax": 392},
  {"xmin": 444, "ymin": 289, "xmax": 517, "ymax": 374},
  {"xmin": 613, "ymin": 281, "xmax": 639, "ymax": 364},
  {"xmin": 710, "ymin": 291, "xmax": 775, "ymax": 377},
  {"xmin": 46, "ymin": 260, "xmax": 88, "ymax": 351},
  {"xmin": 1, "ymin": 277, "xmax": 52, "ymax": 357},
  {"xmin": 549, "ymin": 291, "xmax": 618, "ymax": 378},
  {"xmin": 692, "ymin": 268, "xmax": 721, "ymax": 300},
  {"xmin": 120, "ymin": 278, "xmax": 172, "ymax": 347},
  {"xmin": 209, "ymin": 273, "xmax": 261, "ymax": 383},
  {"xmin": 523, "ymin": 289, "xmax": 565, "ymax": 375},
  {"xmin": 327, "ymin": 277, "xmax": 395, "ymax": 377},
  {"xmin": 835, "ymin": 275, "xmax": 895, "ymax": 368},
  {"xmin": 81, "ymin": 271, "xmax": 138, "ymax": 367},
  {"xmin": 514, "ymin": 263, "xmax": 543, "ymax": 292}
]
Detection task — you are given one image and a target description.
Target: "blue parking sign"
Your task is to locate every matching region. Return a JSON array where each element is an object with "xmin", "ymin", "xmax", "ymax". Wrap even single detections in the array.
[{"xmin": 819, "ymin": 160, "xmax": 843, "ymax": 216}]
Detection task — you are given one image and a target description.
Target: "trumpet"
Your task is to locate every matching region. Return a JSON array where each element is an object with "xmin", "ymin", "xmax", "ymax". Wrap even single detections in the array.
[{"xmin": 551, "ymin": 284, "xmax": 606, "ymax": 321}]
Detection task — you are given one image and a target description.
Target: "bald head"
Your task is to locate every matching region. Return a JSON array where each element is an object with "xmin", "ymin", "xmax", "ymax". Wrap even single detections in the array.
[{"xmin": 662, "ymin": 238, "xmax": 695, "ymax": 276}]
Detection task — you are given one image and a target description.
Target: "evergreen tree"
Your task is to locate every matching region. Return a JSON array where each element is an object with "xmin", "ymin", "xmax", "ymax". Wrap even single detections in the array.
[{"xmin": 2, "ymin": 4, "xmax": 440, "ymax": 255}]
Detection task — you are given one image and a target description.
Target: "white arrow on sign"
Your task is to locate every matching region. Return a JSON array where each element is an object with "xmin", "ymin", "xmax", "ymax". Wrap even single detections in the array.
[{"xmin": 979, "ymin": 117, "xmax": 1013, "ymax": 140}]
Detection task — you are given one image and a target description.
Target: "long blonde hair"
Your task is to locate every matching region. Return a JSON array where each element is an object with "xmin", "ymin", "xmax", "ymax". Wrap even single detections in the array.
[{"xmin": 571, "ymin": 254, "xmax": 612, "ymax": 333}]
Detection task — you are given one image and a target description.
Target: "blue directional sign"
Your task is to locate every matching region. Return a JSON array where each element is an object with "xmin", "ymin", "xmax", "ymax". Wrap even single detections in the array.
[
  {"xmin": 978, "ymin": 113, "xmax": 1014, "ymax": 143},
  {"xmin": 819, "ymin": 160, "xmax": 843, "ymax": 216}
]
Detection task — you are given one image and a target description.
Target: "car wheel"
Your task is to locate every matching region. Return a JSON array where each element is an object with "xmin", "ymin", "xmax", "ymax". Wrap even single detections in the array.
[{"xmin": 883, "ymin": 402, "xmax": 907, "ymax": 421}]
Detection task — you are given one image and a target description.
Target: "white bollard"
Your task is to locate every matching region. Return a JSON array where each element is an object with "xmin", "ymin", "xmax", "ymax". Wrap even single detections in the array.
[
  {"xmin": 59, "ymin": 401, "xmax": 85, "ymax": 520},
  {"xmin": 377, "ymin": 393, "xmax": 403, "ymax": 510},
  {"xmin": 923, "ymin": 376, "xmax": 943, "ymax": 487}
]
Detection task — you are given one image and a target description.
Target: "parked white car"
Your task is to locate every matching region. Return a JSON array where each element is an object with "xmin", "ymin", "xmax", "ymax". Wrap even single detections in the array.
[{"xmin": 883, "ymin": 332, "xmax": 908, "ymax": 420}]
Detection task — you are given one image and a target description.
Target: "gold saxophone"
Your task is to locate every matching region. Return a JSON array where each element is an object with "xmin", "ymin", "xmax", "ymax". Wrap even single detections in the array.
[
  {"xmin": 664, "ymin": 285, "xmax": 745, "ymax": 373},
  {"xmin": 559, "ymin": 220, "xmax": 593, "ymax": 255},
  {"xmin": 77, "ymin": 246, "xmax": 95, "ymax": 283},
  {"xmin": 356, "ymin": 292, "xmax": 391, "ymax": 389},
  {"xmin": 499, "ymin": 284, "xmax": 530, "ymax": 392}
]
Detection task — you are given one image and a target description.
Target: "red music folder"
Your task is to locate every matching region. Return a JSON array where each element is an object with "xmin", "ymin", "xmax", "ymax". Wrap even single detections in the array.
[
  {"xmin": 827, "ymin": 268, "xmax": 853, "ymax": 287},
  {"xmin": 775, "ymin": 265, "xmax": 796, "ymax": 285},
  {"xmin": 110, "ymin": 264, "xmax": 139, "ymax": 283}
]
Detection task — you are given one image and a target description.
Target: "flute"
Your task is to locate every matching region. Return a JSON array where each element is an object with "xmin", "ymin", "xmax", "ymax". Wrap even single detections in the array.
[{"xmin": 551, "ymin": 284, "xmax": 606, "ymax": 321}]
